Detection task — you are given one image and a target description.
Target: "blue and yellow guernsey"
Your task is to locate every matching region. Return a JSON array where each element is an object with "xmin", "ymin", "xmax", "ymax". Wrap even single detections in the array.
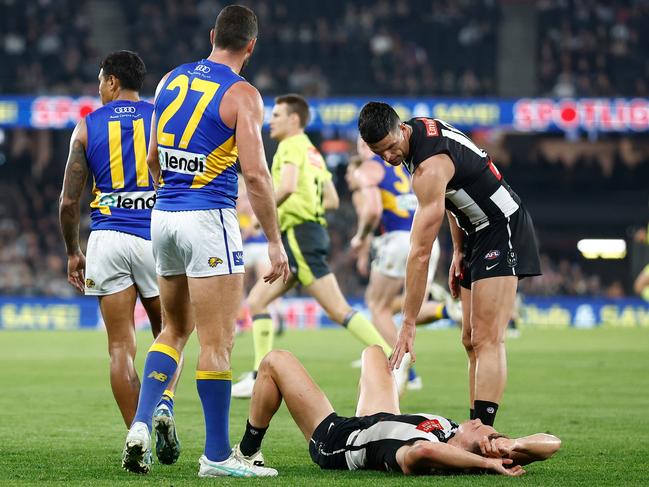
[
  {"xmin": 375, "ymin": 155, "xmax": 418, "ymax": 233},
  {"xmin": 154, "ymin": 59, "xmax": 244, "ymax": 211},
  {"xmin": 86, "ymin": 100, "xmax": 155, "ymax": 240}
]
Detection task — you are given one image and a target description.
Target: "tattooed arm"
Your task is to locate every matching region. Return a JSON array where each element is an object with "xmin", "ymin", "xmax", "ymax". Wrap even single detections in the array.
[{"xmin": 59, "ymin": 119, "xmax": 90, "ymax": 293}]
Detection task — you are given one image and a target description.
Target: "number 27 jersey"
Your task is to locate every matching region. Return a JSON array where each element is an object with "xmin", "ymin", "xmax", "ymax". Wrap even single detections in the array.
[{"xmin": 154, "ymin": 59, "xmax": 245, "ymax": 211}]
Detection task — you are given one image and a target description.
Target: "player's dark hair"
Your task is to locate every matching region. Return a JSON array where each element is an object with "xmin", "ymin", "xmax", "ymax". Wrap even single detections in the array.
[
  {"xmin": 358, "ymin": 102, "xmax": 401, "ymax": 144},
  {"xmin": 275, "ymin": 94, "xmax": 310, "ymax": 128},
  {"xmin": 99, "ymin": 50, "xmax": 146, "ymax": 91},
  {"xmin": 213, "ymin": 5, "xmax": 258, "ymax": 51}
]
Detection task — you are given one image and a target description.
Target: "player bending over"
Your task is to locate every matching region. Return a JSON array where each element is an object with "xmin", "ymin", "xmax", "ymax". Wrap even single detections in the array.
[
  {"xmin": 234, "ymin": 346, "xmax": 560, "ymax": 476},
  {"xmin": 359, "ymin": 102, "xmax": 542, "ymax": 427}
]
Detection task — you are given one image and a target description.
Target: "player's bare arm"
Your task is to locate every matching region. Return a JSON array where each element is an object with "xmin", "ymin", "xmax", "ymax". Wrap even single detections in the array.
[
  {"xmin": 322, "ymin": 179, "xmax": 339, "ymax": 210},
  {"xmin": 229, "ymin": 82, "xmax": 288, "ymax": 283},
  {"xmin": 390, "ymin": 154, "xmax": 454, "ymax": 368},
  {"xmin": 446, "ymin": 210, "xmax": 466, "ymax": 299},
  {"xmin": 59, "ymin": 119, "xmax": 90, "ymax": 293},
  {"xmin": 479, "ymin": 433, "xmax": 561, "ymax": 466},
  {"xmin": 398, "ymin": 440, "xmax": 525, "ymax": 476},
  {"xmin": 146, "ymin": 72, "xmax": 172, "ymax": 187},
  {"xmin": 350, "ymin": 160, "xmax": 383, "ymax": 250},
  {"xmin": 275, "ymin": 162, "xmax": 298, "ymax": 206}
]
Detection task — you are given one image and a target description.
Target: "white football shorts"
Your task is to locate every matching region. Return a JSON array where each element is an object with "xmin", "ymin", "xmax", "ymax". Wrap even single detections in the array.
[
  {"xmin": 151, "ymin": 208, "xmax": 244, "ymax": 278},
  {"xmin": 372, "ymin": 230, "xmax": 440, "ymax": 283},
  {"xmin": 84, "ymin": 229, "xmax": 159, "ymax": 298}
]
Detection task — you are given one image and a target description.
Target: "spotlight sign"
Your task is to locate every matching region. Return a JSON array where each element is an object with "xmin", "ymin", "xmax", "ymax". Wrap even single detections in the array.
[
  {"xmin": 513, "ymin": 98, "xmax": 649, "ymax": 132},
  {"xmin": 1, "ymin": 95, "xmax": 649, "ymax": 133}
]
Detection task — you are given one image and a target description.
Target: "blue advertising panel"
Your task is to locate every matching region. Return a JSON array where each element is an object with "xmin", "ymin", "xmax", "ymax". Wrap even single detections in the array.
[
  {"xmin": 1, "ymin": 296, "xmax": 647, "ymax": 331},
  {"xmin": 0, "ymin": 296, "xmax": 100, "ymax": 331},
  {"xmin": 1, "ymin": 96, "xmax": 648, "ymax": 133},
  {"xmin": 520, "ymin": 296, "xmax": 649, "ymax": 329}
]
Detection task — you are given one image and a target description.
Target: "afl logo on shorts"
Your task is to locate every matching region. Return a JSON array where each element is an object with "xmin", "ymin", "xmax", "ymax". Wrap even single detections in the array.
[
  {"xmin": 507, "ymin": 250, "xmax": 518, "ymax": 267},
  {"xmin": 484, "ymin": 250, "xmax": 500, "ymax": 261},
  {"xmin": 195, "ymin": 64, "xmax": 211, "ymax": 73},
  {"xmin": 114, "ymin": 106, "xmax": 136, "ymax": 114},
  {"xmin": 85, "ymin": 278, "xmax": 95, "ymax": 288}
]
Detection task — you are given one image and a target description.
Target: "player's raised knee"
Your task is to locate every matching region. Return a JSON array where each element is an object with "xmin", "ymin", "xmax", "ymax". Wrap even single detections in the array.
[
  {"xmin": 361, "ymin": 345, "xmax": 387, "ymax": 361},
  {"xmin": 259, "ymin": 349, "xmax": 295, "ymax": 373}
]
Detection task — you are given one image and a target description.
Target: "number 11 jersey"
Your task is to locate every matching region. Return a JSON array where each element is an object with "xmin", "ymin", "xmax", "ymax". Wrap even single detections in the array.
[{"xmin": 86, "ymin": 100, "xmax": 155, "ymax": 239}]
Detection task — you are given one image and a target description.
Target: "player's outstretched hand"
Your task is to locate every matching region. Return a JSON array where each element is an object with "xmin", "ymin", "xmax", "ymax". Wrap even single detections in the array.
[
  {"xmin": 389, "ymin": 321, "xmax": 416, "ymax": 369},
  {"xmin": 485, "ymin": 458, "xmax": 525, "ymax": 476},
  {"xmin": 67, "ymin": 251, "xmax": 86, "ymax": 293},
  {"xmin": 265, "ymin": 241, "xmax": 290, "ymax": 284},
  {"xmin": 448, "ymin": 252, "xmax": 464, "ymax": 299}
]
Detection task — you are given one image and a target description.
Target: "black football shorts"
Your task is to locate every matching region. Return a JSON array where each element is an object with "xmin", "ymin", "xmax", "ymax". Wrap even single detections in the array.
[{"xmin": 460, "ymin": 206, "xmax": 541, "ymax": 290}]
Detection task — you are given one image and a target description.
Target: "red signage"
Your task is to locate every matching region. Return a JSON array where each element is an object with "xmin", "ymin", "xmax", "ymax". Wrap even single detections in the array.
[{"xmin": 514, "ymin": 98, "xmax": 649, "ymax": 132}]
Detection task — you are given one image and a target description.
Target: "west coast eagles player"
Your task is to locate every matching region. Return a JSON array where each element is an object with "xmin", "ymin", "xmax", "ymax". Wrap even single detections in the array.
[
  {"xmin": 59, "ymin": 50, "xmax": 182, "ymax": 465},
  {"xmin": 231, "ymin": 94, "xmax": 400, "ymax": 399},
  {"xmin": 121, "ymin": 6, "xmax": 288, "ymax": 477}
]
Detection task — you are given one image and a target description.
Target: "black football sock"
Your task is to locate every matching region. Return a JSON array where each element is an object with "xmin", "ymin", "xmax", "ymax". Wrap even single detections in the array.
[
  {"xmin": 470, "ymin": 408, "xmax": 475, "ymax": 420},
  {"xmin": 474, "ymin": 400, "xmax": 499, "ymax": 426},
  {"xmin": 239, "ymin": 420, "xmax": 268, "ymax": 457}
]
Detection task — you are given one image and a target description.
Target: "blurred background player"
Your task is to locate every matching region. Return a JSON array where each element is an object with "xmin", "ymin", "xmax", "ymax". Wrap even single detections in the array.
[
  {"xmin": 359, "ymin": 103, "xmax": 541, "ymax": 427},
  {"xmin": 231, "ymin": 94, "xmax": 399, "ymax": 399},
  {"xmin": 347, "ymin": 137, "xmax": 460, "ymax": 391},
  {"xmin": 121, "ymin": 6, "xmax": 288, "ymax": 477},
  {"xmin": 58, "ymin": 50, "xmax": 183, "ymax": 465},
  {"xmin": 236, "ymin": 179, "xmax": 283, "ymax": 333},
  {"xmin": 234, "ymin": 346, "xmax": 560, "ymax": 476}
]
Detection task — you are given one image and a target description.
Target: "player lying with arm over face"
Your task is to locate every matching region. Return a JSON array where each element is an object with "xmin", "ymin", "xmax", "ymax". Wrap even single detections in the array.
[{"xmin": 233, "ymin": 346, "xmax": 561, "ymax": 476}]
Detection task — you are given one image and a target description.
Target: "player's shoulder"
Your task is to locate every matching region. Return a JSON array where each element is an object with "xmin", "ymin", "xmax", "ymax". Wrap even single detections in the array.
[{"xmin": 407, "ymin": 117, "xmax": 442, "ymax": 138}]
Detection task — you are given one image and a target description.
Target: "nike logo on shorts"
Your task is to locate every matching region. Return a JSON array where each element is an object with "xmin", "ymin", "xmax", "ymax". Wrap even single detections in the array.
[{"xmin": 486, "ymin": 262, "xmax": 499, "ymax": 271}]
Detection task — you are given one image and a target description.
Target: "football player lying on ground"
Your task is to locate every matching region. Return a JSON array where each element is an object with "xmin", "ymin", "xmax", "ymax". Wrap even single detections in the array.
[{"xmin": 234, "ymin": 346, "xmax": 561, "ymax": 476}]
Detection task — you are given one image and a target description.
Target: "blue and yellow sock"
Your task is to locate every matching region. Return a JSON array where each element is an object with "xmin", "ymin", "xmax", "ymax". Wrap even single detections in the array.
[
  {"xmin": 132, "ymin": 343, "xmax": 179, "ymax": 430},
  {"xmin": 197, "ymin": 370, "xmax": 232, "ymax": 462},
  {"xmin": 157, "ymin": 389, "xmax": 175, "ymax": 411},
  {"xmin": 430, "ymin": 303, "xmax": 449, "ymax": 321}
]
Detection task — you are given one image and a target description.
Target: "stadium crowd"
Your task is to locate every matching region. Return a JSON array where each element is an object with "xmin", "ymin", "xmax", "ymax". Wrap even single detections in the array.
[
  {"xmin": 0, "ymin": 127, "xmax": 637, "ymax": 299},
  {"xmin": 0, "ymin": 0, "xmax": 647, "ymax": 298},
  {"xmin": 537, "ymin": 0, "xmax": 649, "ymax": 97},
  {"xmin": 3, "ymin": 1, "xmax": 649, "ymax": 97}
]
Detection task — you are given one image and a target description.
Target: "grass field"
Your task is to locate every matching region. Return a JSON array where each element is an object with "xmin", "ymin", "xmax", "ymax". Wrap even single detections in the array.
[{"xmin": 1, "ymin": 326, "xmax": 648, "ymax": 486}]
